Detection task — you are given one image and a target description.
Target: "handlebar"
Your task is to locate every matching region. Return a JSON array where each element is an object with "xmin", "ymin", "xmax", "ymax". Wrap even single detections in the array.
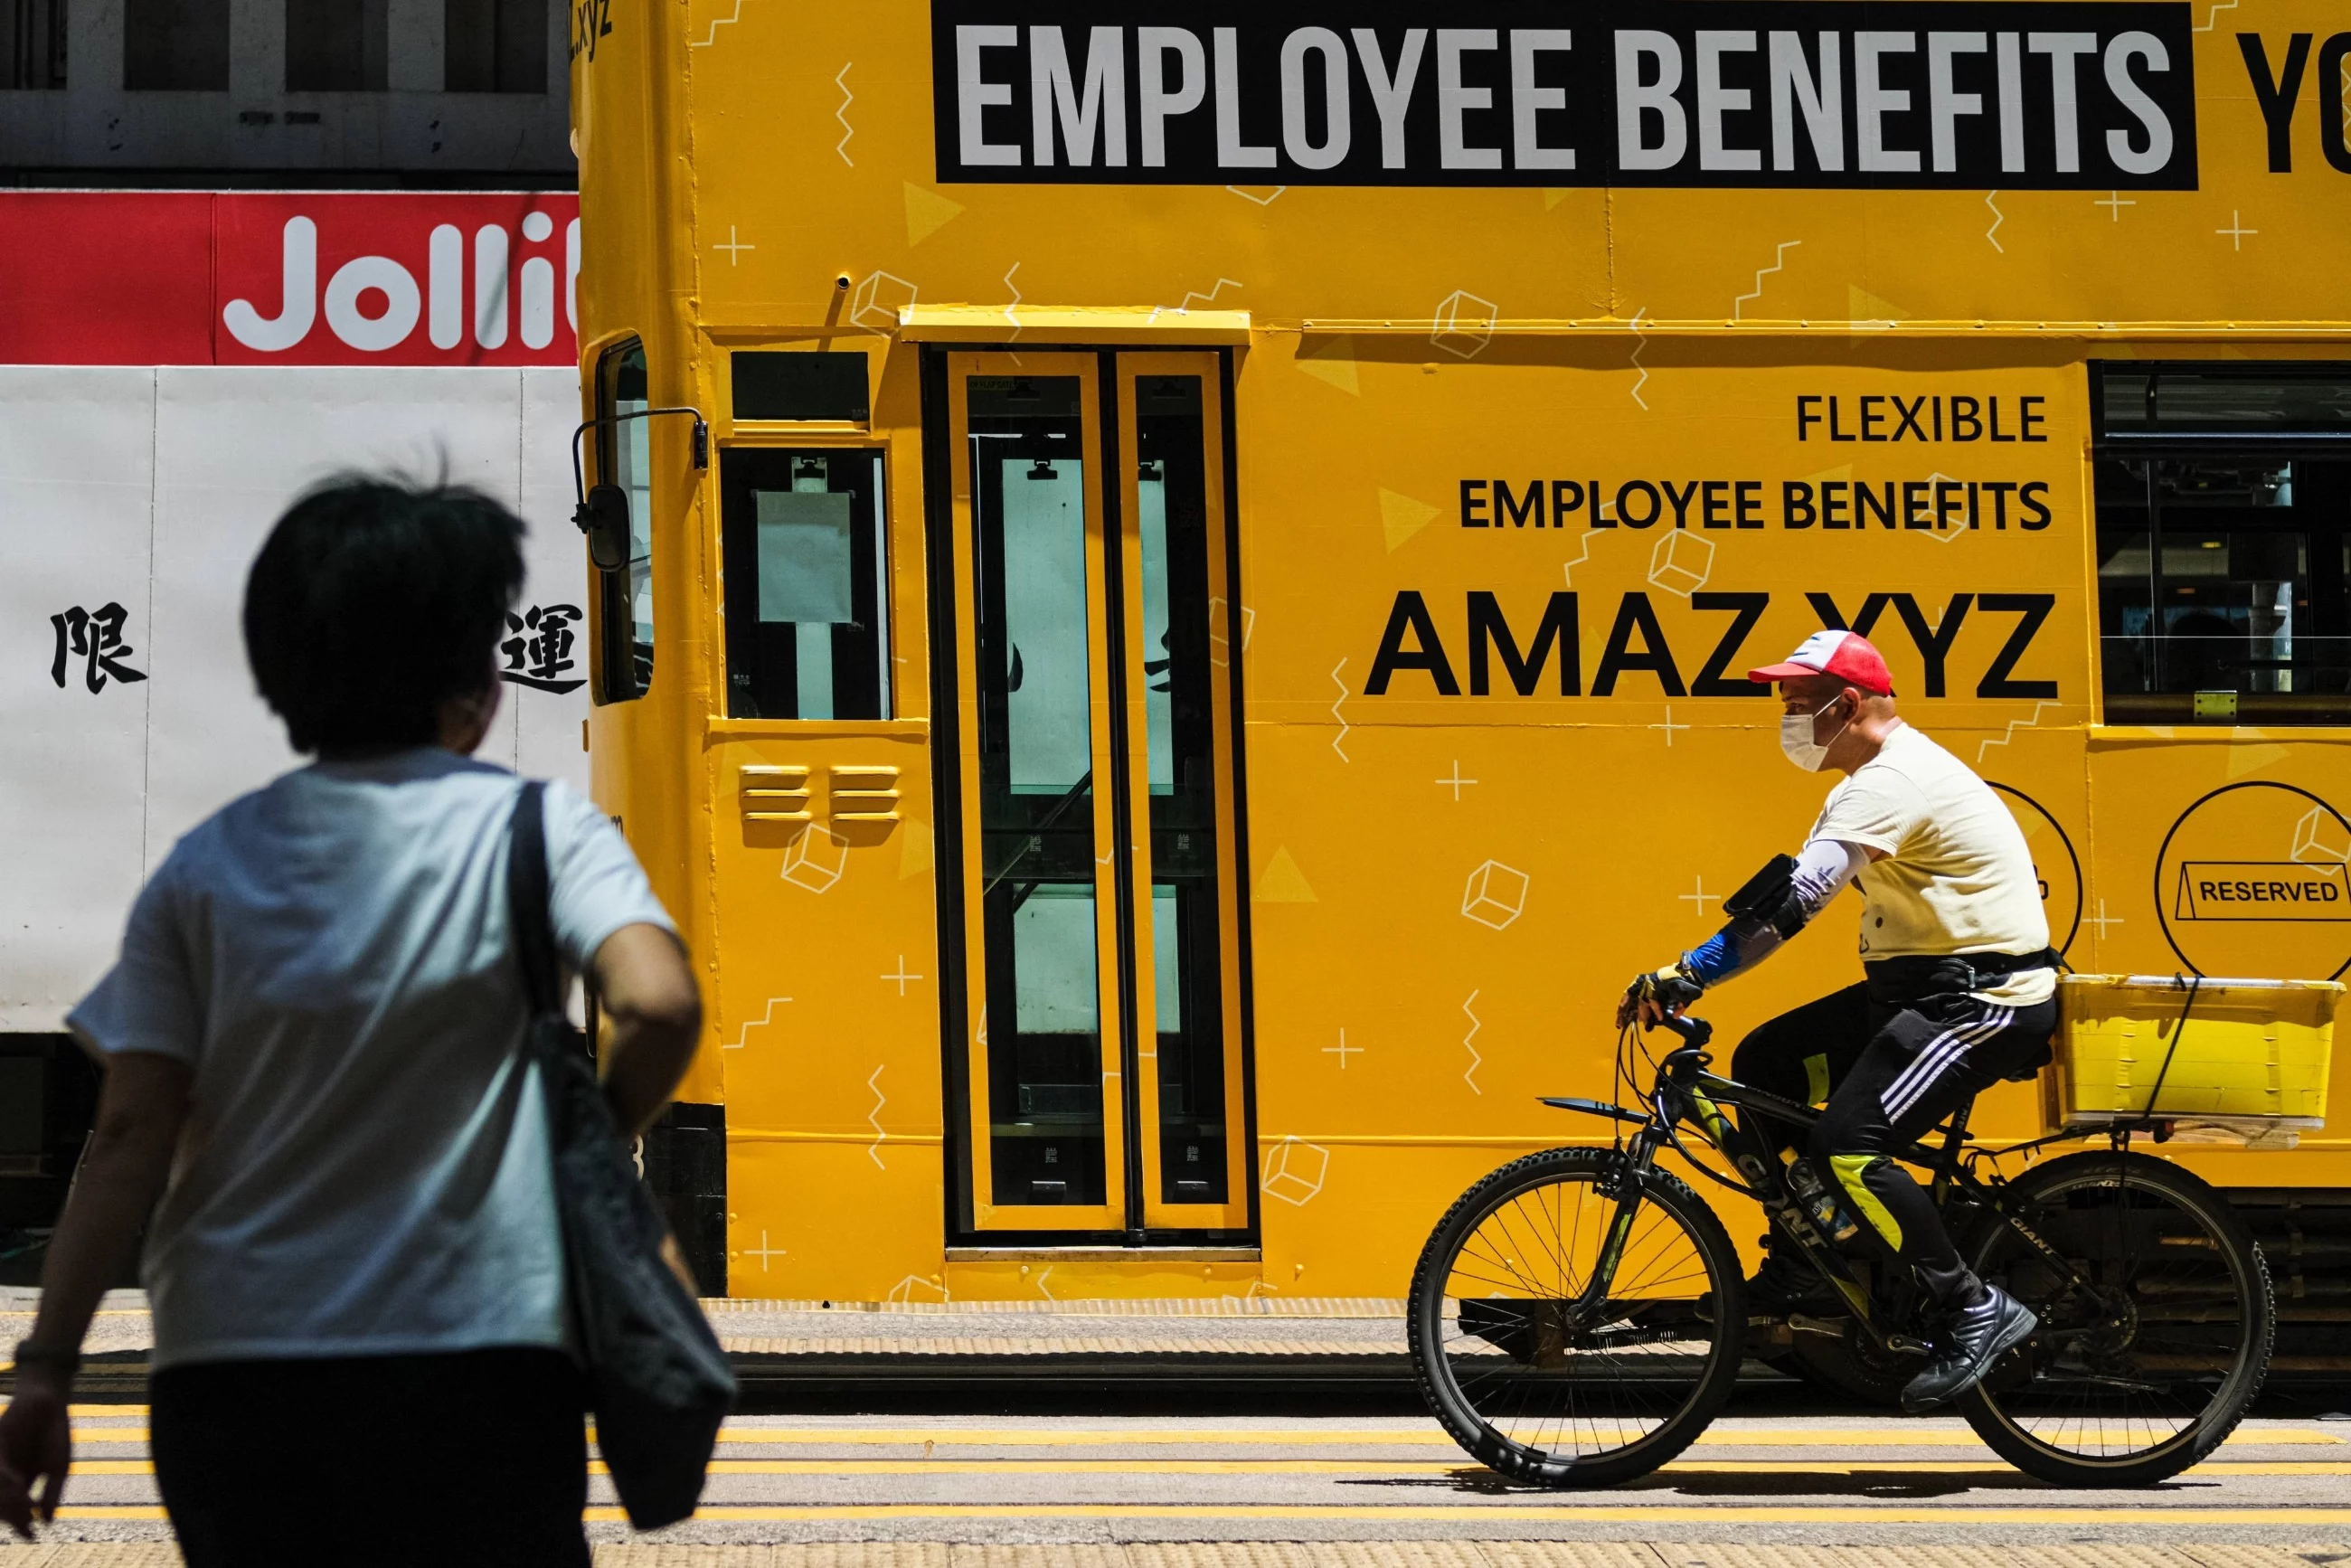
[{"xmin": 1656, "ymin": 1014, "xmax": 1714, "ymax": 1050}]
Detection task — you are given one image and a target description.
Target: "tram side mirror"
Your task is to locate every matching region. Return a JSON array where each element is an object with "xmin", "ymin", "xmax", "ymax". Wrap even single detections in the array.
[{"xmin": 576, "ymin": 484, "xmax": 631, "ymax": 572}]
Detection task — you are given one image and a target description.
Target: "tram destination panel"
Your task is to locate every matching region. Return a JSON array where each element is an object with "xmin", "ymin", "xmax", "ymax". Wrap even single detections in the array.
[{"xmin": 932, "ymin": 1, "xmax": 2197, "ymax": 189}]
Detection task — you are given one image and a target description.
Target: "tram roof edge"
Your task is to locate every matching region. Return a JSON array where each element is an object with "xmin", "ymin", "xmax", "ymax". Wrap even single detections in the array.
[{"xmin": 898, "ymin": 306, "xmax": 1251, "ymax": 345}]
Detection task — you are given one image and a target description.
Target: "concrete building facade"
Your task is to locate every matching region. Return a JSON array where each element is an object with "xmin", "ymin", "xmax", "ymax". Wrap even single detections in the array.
[{"xmin": 2, "ymin": 0, "xmax": 570, "ymax": 179}]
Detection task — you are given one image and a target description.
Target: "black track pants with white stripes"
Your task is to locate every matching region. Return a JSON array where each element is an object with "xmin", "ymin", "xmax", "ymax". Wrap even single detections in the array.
[{"xmin": 1732, "ymin": 982, "xmax": 2057, "ymax": 1308}]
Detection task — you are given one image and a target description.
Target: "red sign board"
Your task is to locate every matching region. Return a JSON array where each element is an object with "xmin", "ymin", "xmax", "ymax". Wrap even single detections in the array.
[{"xmin": 0, "ymin": 192, "xmax": 580, "ymax": 366}]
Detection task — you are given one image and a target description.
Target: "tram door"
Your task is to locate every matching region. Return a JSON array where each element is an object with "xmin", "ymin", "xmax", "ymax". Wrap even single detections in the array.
[{"xmin": 939, "ymin": 351, "xmax": 1250, "ymax": 1237}]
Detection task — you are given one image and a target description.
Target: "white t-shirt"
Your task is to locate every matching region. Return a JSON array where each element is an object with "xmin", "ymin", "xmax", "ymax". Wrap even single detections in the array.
[
  {"xmin": 67, "ymin": 750, "xmax": 675, "ymax": 1370},
  {"xmin": 1809, "ymin": 723, "xmax": 2054, "ymax": 1006}
]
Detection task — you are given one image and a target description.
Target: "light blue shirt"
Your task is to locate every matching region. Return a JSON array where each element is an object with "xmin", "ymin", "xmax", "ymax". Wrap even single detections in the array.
[{"xmin": 68, "ymin": 750, "xmax": 675, "ymax": 1370}]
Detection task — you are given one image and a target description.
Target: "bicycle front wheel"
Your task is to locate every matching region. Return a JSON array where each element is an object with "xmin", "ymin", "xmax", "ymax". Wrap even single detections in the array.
[
  {"xmin": 1959, "ymin": 1148, "xmax": 2275, "ymax": 1487},
  {"xmin": 1407, "ymin": 1147, "xmax": 1745, "ymax": 1487}
]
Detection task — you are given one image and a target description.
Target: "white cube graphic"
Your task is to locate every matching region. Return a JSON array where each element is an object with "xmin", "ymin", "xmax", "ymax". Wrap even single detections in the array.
[
  {"xmin": 2293, "ymin": 805, "xmax": 2351, "ymax": 865},
  {"xmin": 1648, "ymin": 531, "xmax": 1715, "ymax": 597},
  {"xmin": 781, "ymin": 827, "xmax": 850, "ymax": 893},
  {"xmin": 1431, "ymin": 290, "xmax": 1498, "ymax": 359},
  {"xmin": 853, "ymin": 270, "xmax": 918, "ymax": 334},
  {"xmin": 1462, "ymin": 859, "xmax": 1530, "ymax": 930},
  {"xmin": 1261, "ymin": 1136, "xmax": 1331, "ymax": 1205}
]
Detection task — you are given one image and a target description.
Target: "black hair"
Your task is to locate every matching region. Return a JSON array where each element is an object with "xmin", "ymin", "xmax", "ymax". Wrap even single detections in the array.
[{"xmin": 242, "ymin": 474, "xmax": 525, "ymax": 756}]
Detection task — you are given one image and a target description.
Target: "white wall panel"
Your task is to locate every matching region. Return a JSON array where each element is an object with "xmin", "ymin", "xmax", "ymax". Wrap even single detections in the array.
[
  {"xmin": 0, "ymin": 370, "xmax": 159, "ymax": 1031},
  {"xmin": 145, "ymin": 366, "xmax": 526, "ymax": 861},
  {"xmin": 0, "ymin": 364, "xmax": 590, "ymax": 1028},
  {"xmin": 514, "ymin": 366, "xmax": 593, "ymax": 798}
]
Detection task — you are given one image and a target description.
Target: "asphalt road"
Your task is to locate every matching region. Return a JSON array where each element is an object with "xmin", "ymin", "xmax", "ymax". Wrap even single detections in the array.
[{"xmin": 18, "ymin": 1403, "xmax": 2351, "ymax": 1555}]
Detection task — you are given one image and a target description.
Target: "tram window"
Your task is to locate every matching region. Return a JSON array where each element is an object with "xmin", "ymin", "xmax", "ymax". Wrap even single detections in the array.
[
  {"xmin": 732, "ymin": 352, "xmax": 870, "ymax": 422},
  {"xmin": 966, "ymin": 372, "xmax": 1109, "ymax": 1207},
  {"xmin": 2101, "ymin": 368, "xmax": 2351, "ymax": 435},
  {"xmin": 1132, "ymin": 373, "xmax": 1232, "ymax": 1206},
  {"xmin": 593, "ymin": 340, "xmax": 655, "ymax": 703},
  {"xmin": 2092, "ymin": 375, "xmax": 2351, "ymax": 724},
  {"xmin": 718, "ymin": 448, "xmax": 890, "ymax": 720}
]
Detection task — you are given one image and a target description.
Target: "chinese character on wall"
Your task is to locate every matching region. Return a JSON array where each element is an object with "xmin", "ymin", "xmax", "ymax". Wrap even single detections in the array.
[
  {"xmin": 51, "ymin": 603, "xmax": 147, "ymax": 694},
  {"xmin": 501, "ymin": 603, "xmax": 585, "ymax": 694}
]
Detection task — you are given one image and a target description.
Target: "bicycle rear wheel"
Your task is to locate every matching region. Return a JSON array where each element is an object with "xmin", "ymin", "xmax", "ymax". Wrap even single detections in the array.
[
  {"xmin": 1406, "ymin": 1147, "xmax": 1745, "ymax": 1487},
  {"xmin": 1959, "ymin": 1148, "xmax": 2274, "ymax": 1487}
]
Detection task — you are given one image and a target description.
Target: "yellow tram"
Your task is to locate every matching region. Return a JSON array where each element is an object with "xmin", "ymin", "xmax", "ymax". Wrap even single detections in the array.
[{"xmin": 568, "ymin": 0, "xmax": 2351, "ymax": 1305}]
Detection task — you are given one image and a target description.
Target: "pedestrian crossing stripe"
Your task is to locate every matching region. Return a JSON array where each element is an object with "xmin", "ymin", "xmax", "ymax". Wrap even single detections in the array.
[
  {"xmin": 59, "ymin": 1424, "xmax": 2351, "ymax": 1447},
  {"xmin": 57, "ymin": 1458, "xmax": 2351, "ymax": 1478},
  {"xmin": 48, "ymin": 1504, "xmax": 2351, "ymax": 1525}
]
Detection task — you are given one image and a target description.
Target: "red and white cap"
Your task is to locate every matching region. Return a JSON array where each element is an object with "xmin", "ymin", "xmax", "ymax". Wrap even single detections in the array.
[{"xmin": 1748, "ymin": 629, "xmax": 1894, "ymax": 695}]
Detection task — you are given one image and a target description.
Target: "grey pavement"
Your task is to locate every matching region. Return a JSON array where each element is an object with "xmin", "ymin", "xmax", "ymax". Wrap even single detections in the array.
[
  {"xmin": 11, "ymin": 1409, "xmax": 2351, "ymax": 1551},
  {"xmin": 8, "ymin": 1290, "xmax": 2351, "ymax": 1554}
]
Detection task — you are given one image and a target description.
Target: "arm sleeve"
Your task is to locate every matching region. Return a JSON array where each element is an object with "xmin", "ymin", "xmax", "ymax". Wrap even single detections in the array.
[
  {"xmin": 1679, "ymin": 837, "xmax": 1869, "ymax": 988},
  {"xmin": 65, "ymin": 862, "xmax": 205, "ymax": 1066},
  {"xmin": 543, "ymin": 779, "xmax": 680, "ymax": 971}
]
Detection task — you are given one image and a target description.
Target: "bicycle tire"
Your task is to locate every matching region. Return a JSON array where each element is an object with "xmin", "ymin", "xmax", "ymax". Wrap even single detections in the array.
[
  {"xmin": 1407, "ymin": 1147, "xmax": 1746, "ymax": 1487},
  {"xmin": 1958, "ymin": 1149, "xmax": 2274, "ymax": 1488}
]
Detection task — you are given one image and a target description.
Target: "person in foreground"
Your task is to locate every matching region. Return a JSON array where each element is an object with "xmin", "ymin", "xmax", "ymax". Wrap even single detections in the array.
[
  {"xmin": 0, "ymin": 476, "xmax": 702, "ymax": 1563},
  {"xmin": 1617, "ymin": 629, "xmax": 2054, "ymax": 1413}
]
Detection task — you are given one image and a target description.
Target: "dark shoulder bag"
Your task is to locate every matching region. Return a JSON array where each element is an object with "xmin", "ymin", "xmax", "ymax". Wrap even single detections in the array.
[{"xmin": 506, "ymin": 780, "xmax": 737, "ymax": 1531}]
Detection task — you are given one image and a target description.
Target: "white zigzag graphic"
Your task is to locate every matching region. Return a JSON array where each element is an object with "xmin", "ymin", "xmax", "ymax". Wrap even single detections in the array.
[
  {"xmin": 1561, "ymin": 530, "xmax": 1601, "ymax": 589},
  {"xmin": 1984, "ymin": 191, "xmax": 2006, "ymax": 253},
  {"xmin": 1461, "ymin": 990, "xmax": 1484, "ymax": 1096},
  {"xmin": 1560, "ymin": 496, "xmax": 1621, "ymax": 588},
  {"xmin": 724, "ymin": 995, "xmax": 792, "ymax": 1050},
  {"xmin": 1977, "ymin": 701, "xmax": 2060, "ymax": 764},
  {"xmin": 1002, "ymin": 261, "xmax": 1023, "ymax": 340},
  {"xmin": 2194, "ymin": 0, "xmax": 2239, "ymax": 30},
  {"xmin": 865, "ymin": 1064, "xmax": 887, "ymax": 1168},
  {"xmin": 1732, "ymin": 241, "xmax": 1801, "ymax": 323},
  {"xmin": 1034, "ymin": 1265, "xmax": 1056, "ymax": 1300},
  {"xmin": 1329, "ymin": 657, "xmax": 1352, "ymax": 762},
  {"xmin": 1150, "ymin": 277, "xmax": 1242, "ymax": 324},
  {"xmin": 1627, "ymin": 307, "xmax": 1651, "ymax": 410},
  {"xmin": 834, "ymin": 63, "xmax": 854, "ymax": 165},
  {"xmin": 689, "ymin": 0, "xmax": 749, "ymax": 48}
]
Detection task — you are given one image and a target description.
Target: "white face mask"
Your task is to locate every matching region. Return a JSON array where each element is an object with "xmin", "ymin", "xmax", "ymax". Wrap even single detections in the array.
[{"xmin": 1780, "ymin": 695, "xmax": 1852, "ymax": 771}]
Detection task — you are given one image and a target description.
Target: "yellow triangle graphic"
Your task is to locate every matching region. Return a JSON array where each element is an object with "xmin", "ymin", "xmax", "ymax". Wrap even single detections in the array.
[
  {"xmin": 1296, "ymin": 335, "xmax": 1360, "ymax": 396},
  {"xmin": 1380, "ymin": 487, "xmax": 1440, "ymax": 553},
  {"xmin": 899, "ymin": 817, "xmax": 935, "ymax": 879},
  {"xmin": 2226, "ymin": 741, "xmax": 2289, "ymax": 780},
  {"xmin": 1254, "ymin": 845, "xmax": 1317, "ymax": 903},
  {"xmin": 1543, "ymin": 188, "xmax": 1573, "ymax": 211},
  {"xmin": 1847, "ymin": 284, "xmax": 1910, "ymax": 328},
  {"xmin": 903, "ymin": 183, "xmax": 967, "ymax": 247}
]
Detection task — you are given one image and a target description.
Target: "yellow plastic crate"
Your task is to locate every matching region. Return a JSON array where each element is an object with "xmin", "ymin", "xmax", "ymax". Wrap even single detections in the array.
[{"xmin": 2055, "ymin": 974, "xmax": 2339, "ymax": 1137}]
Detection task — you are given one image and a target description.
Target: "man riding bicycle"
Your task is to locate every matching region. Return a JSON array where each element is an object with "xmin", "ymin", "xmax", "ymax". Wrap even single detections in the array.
[{"xmin": 1616, "ymin": 629, "xmax": 2054, "ymax": 1412}]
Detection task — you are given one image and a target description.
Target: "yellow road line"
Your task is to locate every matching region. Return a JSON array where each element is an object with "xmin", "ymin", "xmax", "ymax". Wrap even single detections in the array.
[
  {"xmin": 60, "ymin": 1458, "xmax": 2351, "ymax": 1478},
  {"xmin": 692, "ymin": 1459, "xmax": 2351, "ymax": 1478},
  {"xmin": 60, "ymin": 1426, "xmax": 2348, "ymax": 1450},
  {"xmin": 674, "ymin": 1427, "xmax": 2338, "ymax": 1449},
  {"xmin": 51, "ymin": 1502, "xmax": 2351, "ymax": 1525},
  {"xmin": 628, "ymin": 1506, "xmax": 2351, "ymax": 1524}
]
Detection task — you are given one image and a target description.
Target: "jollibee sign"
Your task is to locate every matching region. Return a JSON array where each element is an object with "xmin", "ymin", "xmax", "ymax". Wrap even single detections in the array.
[{"xmin": 0, "ymin": 192, "xmax": 580, "ymax": 366}]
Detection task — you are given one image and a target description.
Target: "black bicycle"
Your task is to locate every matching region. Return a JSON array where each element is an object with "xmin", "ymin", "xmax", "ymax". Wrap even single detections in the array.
[{"xmin": 1405, "ymin": 1012, "xmax": 2275, "ymax": 1488}]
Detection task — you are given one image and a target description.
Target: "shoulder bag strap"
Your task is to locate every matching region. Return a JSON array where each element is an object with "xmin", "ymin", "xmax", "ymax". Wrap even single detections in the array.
[{"xmin": 505, "ymin": 779, "xmax": 562, "ymax": 1022}]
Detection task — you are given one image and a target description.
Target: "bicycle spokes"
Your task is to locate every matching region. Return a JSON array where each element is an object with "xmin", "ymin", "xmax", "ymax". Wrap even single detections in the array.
[
  {"xmin": 1421, "ymin": 1156, "xmax": 1739, "ymax": 1475},
  {"xmin": 1965, "ymin": 1154, "xmax": 2273, "ymax": 1479}
]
